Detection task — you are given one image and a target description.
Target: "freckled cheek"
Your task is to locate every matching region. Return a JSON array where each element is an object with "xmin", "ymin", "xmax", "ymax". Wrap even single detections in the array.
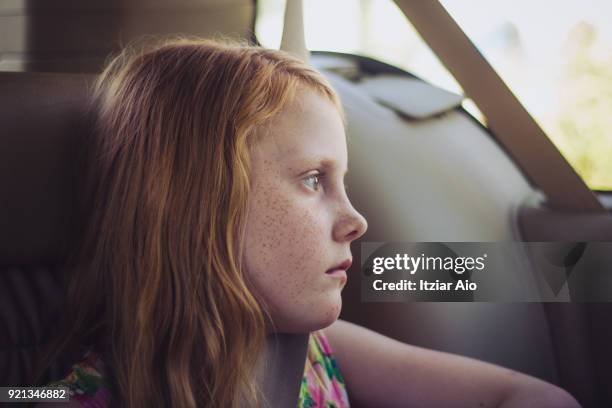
[
  {"xmin": 251, "ymin": 197, "xmax": 328, "ymax": 284},
  {"xmin": 291, "ymin": 208, "xmax": 328, "ymax": 268},
  {"xmin": 277, "ymin": 201, "xmax": 327, "ymax": 269}
]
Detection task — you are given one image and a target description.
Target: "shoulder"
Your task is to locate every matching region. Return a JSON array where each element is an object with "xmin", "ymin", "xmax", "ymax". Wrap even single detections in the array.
[{"xmin": 47, "ymin": 350, "xmax": 111, "ymax": 407}]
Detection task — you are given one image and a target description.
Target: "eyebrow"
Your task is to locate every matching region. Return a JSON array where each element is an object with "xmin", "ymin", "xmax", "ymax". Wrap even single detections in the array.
[{"xmin": 292, "ymin": 156, "xmax": 348, "ymax": 176}]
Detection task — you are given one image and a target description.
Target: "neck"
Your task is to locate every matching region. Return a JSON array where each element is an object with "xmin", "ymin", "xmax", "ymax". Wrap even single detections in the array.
[{"xmin": 253, "ymin": 332, "xmax": 310, "ymax": 407}]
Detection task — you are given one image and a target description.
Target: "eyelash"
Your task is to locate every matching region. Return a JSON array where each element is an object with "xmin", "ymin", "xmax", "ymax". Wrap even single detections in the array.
[{"xmin": 302, "ymin": 172, "xmax": 348, "ymax": 192}]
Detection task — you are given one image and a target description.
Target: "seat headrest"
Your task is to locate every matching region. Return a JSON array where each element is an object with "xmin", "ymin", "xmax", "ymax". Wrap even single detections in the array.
[
  {"xmin": 0, "ymin": 1, "xmax": 255, "ymax": 73},
  {"xmin": 356, "ymin": 74, "xmax": 464, "ymax": 119}
]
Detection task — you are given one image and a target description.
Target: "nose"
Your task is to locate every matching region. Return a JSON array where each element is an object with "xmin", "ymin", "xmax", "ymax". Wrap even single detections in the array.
[{"xmin": 333, "ymin": 199, "xmax": 368, "ymax": 243}]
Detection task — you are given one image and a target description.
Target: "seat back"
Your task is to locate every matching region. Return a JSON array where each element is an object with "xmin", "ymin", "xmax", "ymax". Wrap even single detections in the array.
[
  {"xmin": 1, "ymin": 3, "xmax": 311, "ymax": 405},
  {"xmin": 0, "ymin": 72, "xmax": 92, "ymax": 385}
]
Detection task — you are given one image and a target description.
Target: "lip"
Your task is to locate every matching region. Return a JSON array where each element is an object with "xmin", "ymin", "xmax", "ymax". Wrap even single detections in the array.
[
  {"xmin": 326, "ymin": 259, "xmax": 352, "ymax": 275},
  {"xmin": 326, "ymin": 268, "xmax": 347, "ymax": 282}
]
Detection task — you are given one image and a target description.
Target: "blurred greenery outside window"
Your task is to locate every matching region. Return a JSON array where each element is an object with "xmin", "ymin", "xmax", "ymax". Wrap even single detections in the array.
[{"xmin": 256, "ymin": 0, "xmax": 612, "ymax": 191}]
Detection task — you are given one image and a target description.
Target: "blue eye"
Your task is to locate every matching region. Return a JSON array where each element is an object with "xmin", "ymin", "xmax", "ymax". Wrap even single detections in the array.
[{"xmin": 303, "ymin": 174, "xmax": 321, "ymax": 191}]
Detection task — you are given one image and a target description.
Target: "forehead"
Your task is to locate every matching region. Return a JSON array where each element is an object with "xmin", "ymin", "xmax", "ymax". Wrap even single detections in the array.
[{"xmin": 253, "ymin": 89, "xmax": 347, "ymax": 168}]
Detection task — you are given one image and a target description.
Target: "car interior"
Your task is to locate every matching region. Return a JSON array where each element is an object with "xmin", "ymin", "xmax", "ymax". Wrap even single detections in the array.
[{"xmin": 1, "ymin": 1, "xmax": 611, "ymax": 407}]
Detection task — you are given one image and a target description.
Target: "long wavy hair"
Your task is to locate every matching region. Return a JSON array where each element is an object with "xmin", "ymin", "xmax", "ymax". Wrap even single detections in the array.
[{"xmin": 38, "ymin": 38, "xmax": 342, "ymax": 407}]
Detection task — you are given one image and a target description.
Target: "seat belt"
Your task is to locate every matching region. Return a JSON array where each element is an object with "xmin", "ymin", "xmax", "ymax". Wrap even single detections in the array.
[{"xmin": 393, "ymin": 0, "xmax": 603, "ymax": 212}]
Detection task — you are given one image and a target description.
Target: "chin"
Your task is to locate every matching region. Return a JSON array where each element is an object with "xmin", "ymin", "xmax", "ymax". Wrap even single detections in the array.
[
  {"xmin": 312, "ymin": 298, "xmax": 343, "ymax": 331},
  {"xmin": 273, "ymin": 300, "xmax": 343, "ymax": 334}
]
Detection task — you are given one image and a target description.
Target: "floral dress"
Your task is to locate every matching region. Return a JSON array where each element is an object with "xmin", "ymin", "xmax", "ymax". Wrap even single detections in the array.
[
  {"xmin": 51, "ymin": 330, "xmax": 350, "ymax": 407},
  {"xmin": 298, "ymin": 331, "xmax": 350, "ymax": 408}
]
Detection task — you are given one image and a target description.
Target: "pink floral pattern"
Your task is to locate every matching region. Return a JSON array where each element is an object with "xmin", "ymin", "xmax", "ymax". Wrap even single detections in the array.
[{"xmin": 298, "ymin": 331, "xmax": 350, "ymax": 407}]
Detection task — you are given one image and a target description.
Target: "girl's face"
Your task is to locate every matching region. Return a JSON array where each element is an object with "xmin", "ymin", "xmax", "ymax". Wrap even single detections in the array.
[{"xmin": 243, "ymin": 89, "xmax": 368, "ymax": 333}]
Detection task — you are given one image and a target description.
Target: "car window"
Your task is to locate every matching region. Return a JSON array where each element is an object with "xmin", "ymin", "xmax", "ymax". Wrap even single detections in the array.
[
  {"xmin": 256, "ymin": 0, "xmax": 612, "ymax": 191},
  {"xmin": 440, "ymin": 0, "xmax": 612, "ymax": 191}
]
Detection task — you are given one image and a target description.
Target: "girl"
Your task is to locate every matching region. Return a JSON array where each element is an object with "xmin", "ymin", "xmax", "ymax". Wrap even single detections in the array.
[{"xmin": 40, "ymin": 38, "xmax": 580, "ymax": 407}]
